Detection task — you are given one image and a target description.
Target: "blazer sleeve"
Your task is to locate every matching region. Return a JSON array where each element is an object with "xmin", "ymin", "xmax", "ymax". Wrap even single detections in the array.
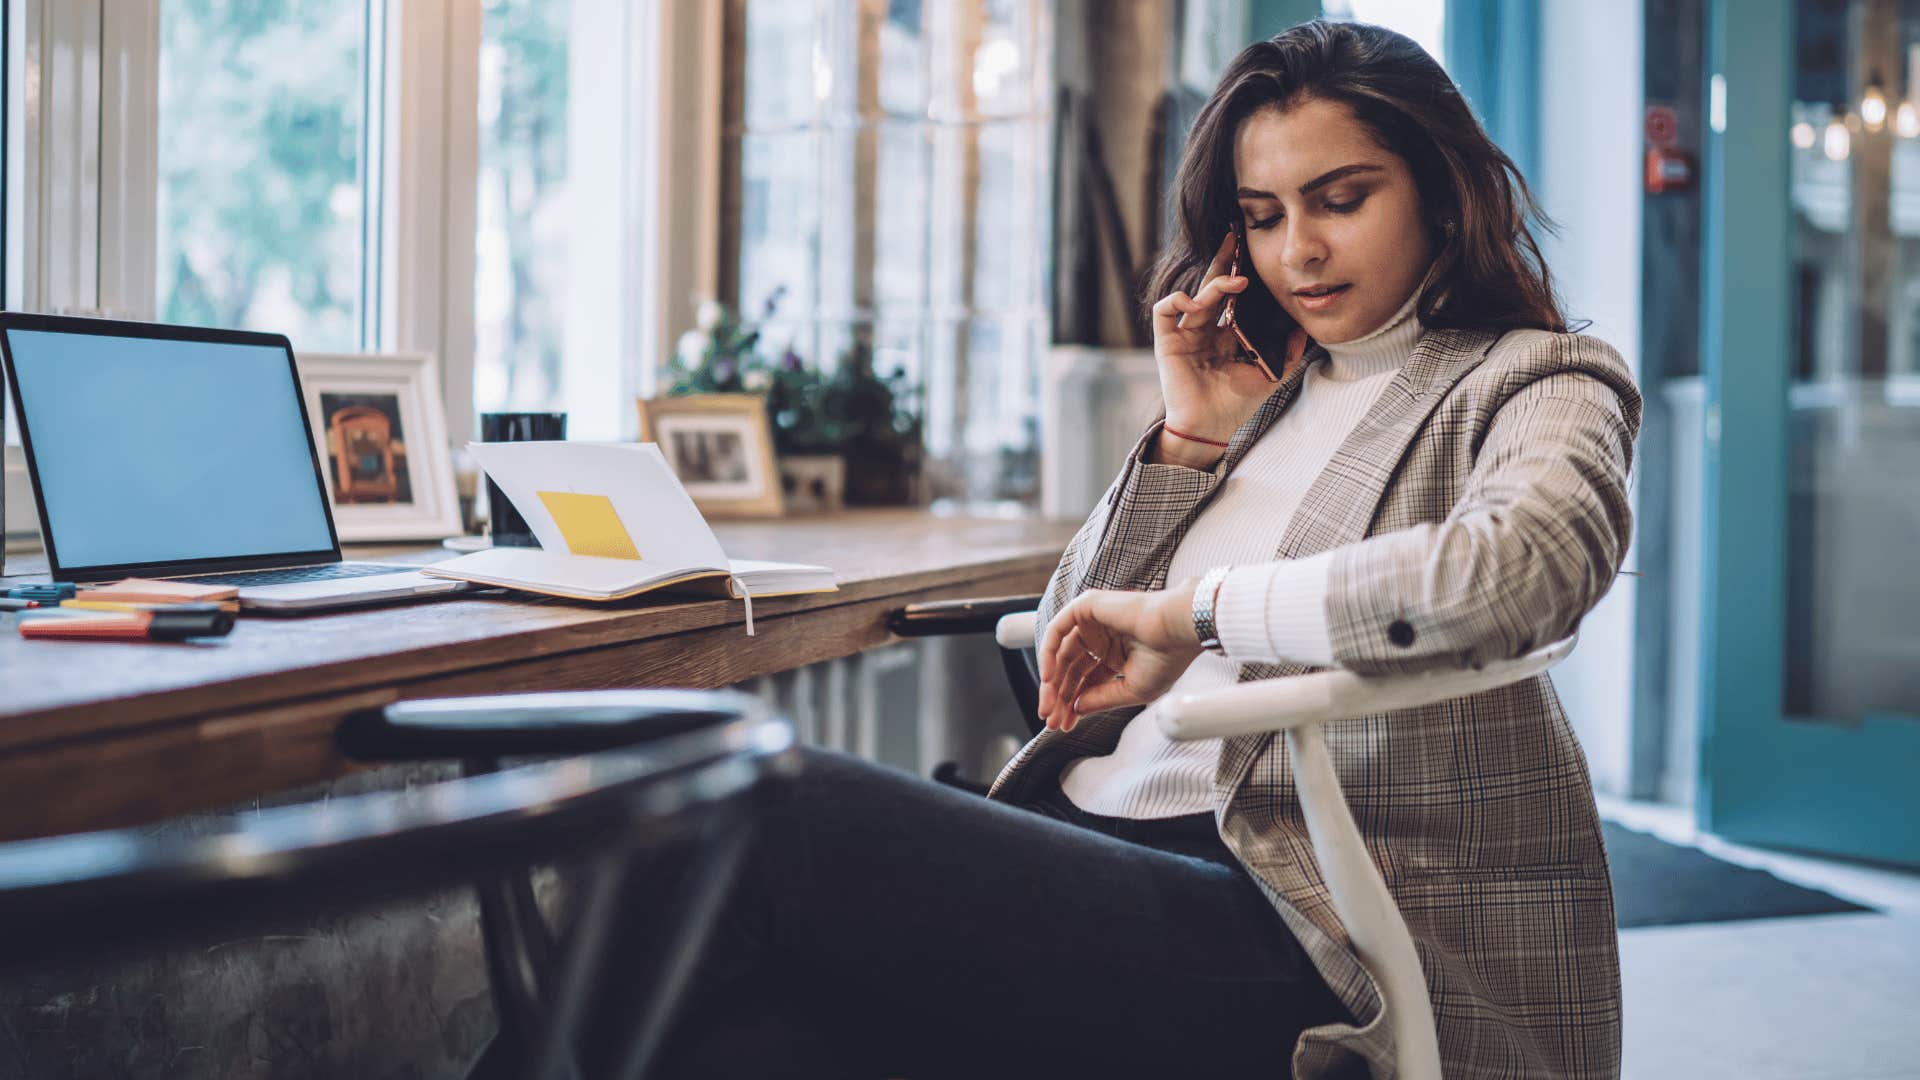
[
  {"xmin": 1322, "ymin": 337, "xmax": 1642, "ymax": 676},
  {"xmin": 1033, "ymin": 420, "xmax": 1224, "ymax": 647}
]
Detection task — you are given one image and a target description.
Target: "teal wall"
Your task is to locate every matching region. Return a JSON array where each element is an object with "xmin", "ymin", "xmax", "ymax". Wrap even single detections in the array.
[
  {"xmin": 1445, "ymin": 0, "xmax": 1541, "ymax": 185},
  {"xmin": 1249, "ymin": 0, "xmax": 1322, "ymax": 40}
]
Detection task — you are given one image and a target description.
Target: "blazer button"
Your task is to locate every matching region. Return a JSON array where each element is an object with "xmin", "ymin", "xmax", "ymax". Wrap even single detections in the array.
[{"xmin": 1387, "ymin": 619, "xmax": 1416, "ymax": 647}]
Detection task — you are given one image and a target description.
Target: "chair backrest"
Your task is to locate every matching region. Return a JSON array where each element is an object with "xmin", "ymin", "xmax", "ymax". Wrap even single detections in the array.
[
  {"xmin": 1156, "ymin": 636, "xmax": 1578, "ymax": 1080},
  {"xmin": 0, "ymin": 691, "xmax": 796, "ymax": 971}
]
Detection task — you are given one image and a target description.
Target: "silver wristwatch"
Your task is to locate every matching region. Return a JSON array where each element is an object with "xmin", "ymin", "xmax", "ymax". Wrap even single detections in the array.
[{"xmin": 1190, "ymin": 565, "xmax": 1232, "ymax": 655}]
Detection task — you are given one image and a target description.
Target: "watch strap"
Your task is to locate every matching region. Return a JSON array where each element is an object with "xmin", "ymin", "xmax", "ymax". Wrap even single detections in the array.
[{"xmin": 1191, "ymin": 565, "xmax": 1232, "ymax": 655}]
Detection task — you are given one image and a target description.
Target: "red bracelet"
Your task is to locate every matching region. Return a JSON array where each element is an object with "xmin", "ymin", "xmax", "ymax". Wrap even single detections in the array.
[{"xmin": 1164, "ymin": 424, "xmax": 1229, "ymax": 449}]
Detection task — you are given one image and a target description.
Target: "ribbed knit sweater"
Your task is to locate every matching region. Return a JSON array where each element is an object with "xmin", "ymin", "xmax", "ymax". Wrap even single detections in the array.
[{"xmin": 1058, "ymin": 291, "xmax": 1424, "ymax": 819}]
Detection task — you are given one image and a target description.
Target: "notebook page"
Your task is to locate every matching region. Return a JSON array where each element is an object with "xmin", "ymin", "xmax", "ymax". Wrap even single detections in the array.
[{"xmin": 467, "ymin": 441, "xmax": 729, "ymax": 575}]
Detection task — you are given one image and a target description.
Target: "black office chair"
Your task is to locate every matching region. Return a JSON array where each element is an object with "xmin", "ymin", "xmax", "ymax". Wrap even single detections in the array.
[
  {"xmin": 886, "ymin": 593, "xmax": 1046, "ymax": 792},
  {"xmin": 0, "ymin": 689, "xmax": 799, "ymax": 1080}
]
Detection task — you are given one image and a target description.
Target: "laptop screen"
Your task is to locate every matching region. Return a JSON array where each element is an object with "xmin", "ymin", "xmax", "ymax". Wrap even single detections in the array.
[{"xmin": 4, "ymin": 325, "xmax": 337, "ymax": 574}]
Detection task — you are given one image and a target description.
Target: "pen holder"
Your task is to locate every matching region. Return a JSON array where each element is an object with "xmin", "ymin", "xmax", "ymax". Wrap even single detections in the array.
[{"xmin": 479, "ymin": 412, "xmax": 566, "ymax": 547}]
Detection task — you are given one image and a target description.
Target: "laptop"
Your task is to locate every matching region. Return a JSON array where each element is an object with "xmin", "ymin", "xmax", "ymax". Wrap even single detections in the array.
[{"xmin": 0, "ymin": 312, "xmax": 469, "ymax": 612}]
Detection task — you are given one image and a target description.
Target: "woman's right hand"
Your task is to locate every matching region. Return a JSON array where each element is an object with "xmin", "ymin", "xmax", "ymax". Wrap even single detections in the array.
[{"xmin": 1148, "ymin": 230, "xmax": 1289, "ymax": 468}]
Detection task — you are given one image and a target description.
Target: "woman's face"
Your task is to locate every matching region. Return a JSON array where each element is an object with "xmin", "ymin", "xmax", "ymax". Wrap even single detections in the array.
[{"xmin": 1232, "ymin": 97, "xmax": 1436, "ymax": 344}]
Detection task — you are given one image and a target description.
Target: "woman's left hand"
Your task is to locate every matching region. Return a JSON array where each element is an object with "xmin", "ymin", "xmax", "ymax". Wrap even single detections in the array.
[{"xmin": 1037, "ymin": 580, "xmax": 1205, "ymax": 732}]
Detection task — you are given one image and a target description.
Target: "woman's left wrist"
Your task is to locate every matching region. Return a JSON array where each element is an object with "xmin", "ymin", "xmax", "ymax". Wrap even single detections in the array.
[{"xmin": 1159, "ymin": 577, "xmax": 1205, "ymax": 650}]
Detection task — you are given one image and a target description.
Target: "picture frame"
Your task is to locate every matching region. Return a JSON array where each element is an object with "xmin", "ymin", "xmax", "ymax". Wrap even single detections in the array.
[
  {"xmin": 635, "ymin": 393, "xmax": 784, "ymax": 518},
  {"xmin": 295, "ymin": 351, "xmax": 463, "ymax": 542}
]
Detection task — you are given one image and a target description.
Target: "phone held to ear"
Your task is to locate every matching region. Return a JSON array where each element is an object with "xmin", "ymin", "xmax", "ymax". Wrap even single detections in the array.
[{"xmin": 1217, "ymin": 219, "xmax": 1280, "ymax": 383}]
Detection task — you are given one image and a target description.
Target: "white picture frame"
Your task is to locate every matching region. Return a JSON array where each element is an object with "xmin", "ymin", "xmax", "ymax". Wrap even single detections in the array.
[{"xmin": 294, "ymin": 351, "xmax": 463, "ymax": 542}]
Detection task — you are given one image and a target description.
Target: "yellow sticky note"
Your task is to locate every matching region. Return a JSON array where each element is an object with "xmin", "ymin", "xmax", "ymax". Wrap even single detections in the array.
[{"xmin": 537, "ymin": 491, "xmax": 642, "ymax": 560}]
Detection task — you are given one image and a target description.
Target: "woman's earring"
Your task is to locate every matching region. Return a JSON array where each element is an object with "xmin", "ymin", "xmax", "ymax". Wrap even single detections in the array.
[{"xmin": 1441, "ymin": 218, "xmax": 1458, "ymax": 240}]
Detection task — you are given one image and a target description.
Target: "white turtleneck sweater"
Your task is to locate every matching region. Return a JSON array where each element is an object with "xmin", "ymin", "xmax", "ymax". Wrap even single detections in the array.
[{"xmin": 1059, "ymin": 291, "xmax": 1424, "ymax": 819}]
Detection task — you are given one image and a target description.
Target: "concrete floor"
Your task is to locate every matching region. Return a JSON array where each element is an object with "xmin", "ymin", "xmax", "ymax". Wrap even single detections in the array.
[{"xmin": 1601, "ymin": 797, "xmax": 1920, "ymax": 1079}]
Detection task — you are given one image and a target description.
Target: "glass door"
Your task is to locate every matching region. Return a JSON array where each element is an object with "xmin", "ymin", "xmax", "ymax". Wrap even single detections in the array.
[{"xmin": 1699, "ymin": 0, "xmax": 1920, "ymax": 865}]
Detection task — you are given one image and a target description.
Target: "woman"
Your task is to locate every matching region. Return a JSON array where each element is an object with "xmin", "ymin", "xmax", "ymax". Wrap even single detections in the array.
[{"xmin": 611, "ymin": 20, "xmax": 1637, "ymax": 1079}]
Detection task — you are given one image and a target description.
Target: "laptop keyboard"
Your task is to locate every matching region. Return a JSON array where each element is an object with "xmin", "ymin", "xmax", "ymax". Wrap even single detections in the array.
[{"xmin": 188, "ymin": 564, "xmax": 412, "ymax": 587}]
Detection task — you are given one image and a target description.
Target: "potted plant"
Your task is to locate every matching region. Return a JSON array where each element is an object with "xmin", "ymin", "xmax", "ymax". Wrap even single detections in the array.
[
  {"xmin": 761, "ymin": 346, "xmax": 845, "ymax": 513},
  {"xmin": 816, "ymin": 335, "xmax": 923, "ymax": 505},
  {"xmin": 659, "ymin": 295, "xmax": 923, "ymax": 513}
]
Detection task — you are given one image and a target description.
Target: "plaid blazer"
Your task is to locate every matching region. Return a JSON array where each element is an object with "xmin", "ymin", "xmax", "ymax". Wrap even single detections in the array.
[{"xmin": 989, "ymin": 327, "xmax": 1640, "ymax": 1079}]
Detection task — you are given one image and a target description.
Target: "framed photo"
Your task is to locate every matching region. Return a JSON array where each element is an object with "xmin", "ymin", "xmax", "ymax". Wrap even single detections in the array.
[
  {"xmin": 635, "ymin": 393, "xmax": 784, "ymax": 518},
  {"xmin": 295, "ymin": 351, "xmax": 463, "ymax": 542}
]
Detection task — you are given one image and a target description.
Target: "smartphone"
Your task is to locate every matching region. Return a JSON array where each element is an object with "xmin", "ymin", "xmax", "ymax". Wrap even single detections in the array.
[{"xmin": 1216, "ymin": 218, "xmax": 1280, "ymax": 383}]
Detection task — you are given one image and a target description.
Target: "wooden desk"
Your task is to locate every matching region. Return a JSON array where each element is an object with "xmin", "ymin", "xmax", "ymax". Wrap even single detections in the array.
[{"xmin": 0, "ymin": 509, "xmax": 1076, "ymax": 842}]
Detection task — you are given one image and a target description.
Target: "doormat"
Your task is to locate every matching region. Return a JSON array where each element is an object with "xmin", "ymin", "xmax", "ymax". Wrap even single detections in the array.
[{"xmin": 1605, "ymin": 821, "xmax": 1873, "ymax": 929}]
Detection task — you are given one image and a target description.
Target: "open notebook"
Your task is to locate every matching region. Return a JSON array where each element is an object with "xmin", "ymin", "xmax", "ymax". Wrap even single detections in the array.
[{"xmin": 424, "ymin": 442, "xmax": 835, "ymax": 618}]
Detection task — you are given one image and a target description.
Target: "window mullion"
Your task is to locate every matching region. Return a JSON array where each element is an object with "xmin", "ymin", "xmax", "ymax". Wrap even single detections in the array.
[
  {"xmin": 23, "ymin": 0, "xmax": 101, "ymax": 316},
  {"xmin": 643, "ymin": 0, "xmax": 725, "ymax": 408},
  {"xmin": 98, "ymin": 0, "xmax": 158, "ymax": 322},
  {"xmin": 561, "ymin": 0, "xmax": 637, "ymax": 439},
  {"xmin": 360, "ymin": 0, "xmax": 390, "ymax": 350},
  {"xmin": 378, "ymin": 0, "xmax": 480, "ymax": 441},
  {"xmin": 852, "ymin": 0, "xmax": 880, "ymax": 324}
]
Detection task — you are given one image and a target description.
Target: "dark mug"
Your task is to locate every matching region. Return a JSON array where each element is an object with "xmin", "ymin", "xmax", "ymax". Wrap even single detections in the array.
[{"xmin": 479, "ymin": 412, "xmax": 567, "ymax": 547}]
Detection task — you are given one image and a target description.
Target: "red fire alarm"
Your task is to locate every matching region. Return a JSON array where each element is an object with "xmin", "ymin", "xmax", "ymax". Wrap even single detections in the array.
[
  {"xmin": 1646, "ymin": 105, "xmax": 1680, "ymax": 147},
  {"xmin": 1646, "ymin": 146, "xmax": 1695, "ymax": 193}
]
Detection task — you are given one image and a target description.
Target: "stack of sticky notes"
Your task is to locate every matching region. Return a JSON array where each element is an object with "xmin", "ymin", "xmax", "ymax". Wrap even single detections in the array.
[
  {"xmin": 14, "ymin": 578, "xmax": 240, "ymax": 641},
  {"xmin": 65, "ymin": 578, "xmax": 241, "ymax": 613}
]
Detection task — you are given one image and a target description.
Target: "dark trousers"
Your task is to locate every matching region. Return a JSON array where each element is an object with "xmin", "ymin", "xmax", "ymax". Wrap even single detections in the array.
[{"xmin": 593, "ymin": 746, "xmax": 1342, "ymax": 1079}]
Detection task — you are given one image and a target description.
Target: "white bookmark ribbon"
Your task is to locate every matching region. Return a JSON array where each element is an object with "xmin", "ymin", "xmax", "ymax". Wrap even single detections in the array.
[{"xmin": 733, "ymin": 576, "xmax": 756, "ymax": 636}]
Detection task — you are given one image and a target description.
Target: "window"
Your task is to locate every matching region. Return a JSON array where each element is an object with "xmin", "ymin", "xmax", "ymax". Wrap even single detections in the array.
[
  {"xmin": 472, "ymin": 0, "xmax": 570, "ymax": 418},
  {"xmin": 467, "ymin": 0, "xmax": 675, "ymax": 442},
  {"xmin": 155, "ymin": 0, "xmax": 379, "ymax": 352},
  {"xmin": 723, "ymin": 0, "xmax": 1052, "ymax": 505},
  {"xmin": 13, "ymin": 1, "xmax": 705, "ymax": 458}
]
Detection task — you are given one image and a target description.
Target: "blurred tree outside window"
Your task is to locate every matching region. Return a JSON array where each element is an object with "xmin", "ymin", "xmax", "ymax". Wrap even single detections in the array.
[
  {"xmin": 474, "ymin": 0, "xmax": 571, "ymax": 417},
  {"xmin": 156, "ymin": 0, "xmax": 371, "ymax": 352}
]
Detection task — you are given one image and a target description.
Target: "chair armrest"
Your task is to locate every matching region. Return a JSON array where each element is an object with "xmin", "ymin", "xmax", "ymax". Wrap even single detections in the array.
[
  {"xmin": 885, "ymin": 594, "xmax": 1042, "ymax": 638},
  {"xmin": 1156, "ymin": 636, "xmax": 1576, "ymax": 742},
  {"xmin": 338, "ymin": 689, "xmax": 755, "ymax": 761},
  {"xmin": 994, "ymin": 610, "xmax": 1037, "ymax": 651}
]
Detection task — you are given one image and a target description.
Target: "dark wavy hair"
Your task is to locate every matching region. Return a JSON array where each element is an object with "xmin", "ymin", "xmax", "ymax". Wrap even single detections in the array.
[{"xmin": 1143, "ymin": 20, "xmax": 1567, "ymax": 350}]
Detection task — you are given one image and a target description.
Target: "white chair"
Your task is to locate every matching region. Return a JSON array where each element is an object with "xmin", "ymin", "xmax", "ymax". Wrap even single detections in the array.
[{"xmin": 995, "ymin": 610, "xmax": 1576, "ymax": 1080}]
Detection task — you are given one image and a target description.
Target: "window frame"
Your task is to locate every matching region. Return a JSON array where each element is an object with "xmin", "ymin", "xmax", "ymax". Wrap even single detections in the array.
[
  {"xmin": 717, "ymin": 0, "xmax": 1053, "ymax": 505},
  {"xmin": 20, "ymin": 0, "xmax": 104, "ymax": 318},
  {"xmin": 20, "ymin": 0, "xmax": 720, "ymax": 453},
  {"xmin": 99, "ymin": 0, "xmax": 158, "ymax": 323},
  {"xmin": 377, "ymin": 0, "xmax": 729, "ymax": 442},
  {"xmin": 378, "ymin": 0, "xmax": 481, "ymax": 440},
  {"xmin": 6, "ymin": 0, "xmax": 106, "ymax": 540}
]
